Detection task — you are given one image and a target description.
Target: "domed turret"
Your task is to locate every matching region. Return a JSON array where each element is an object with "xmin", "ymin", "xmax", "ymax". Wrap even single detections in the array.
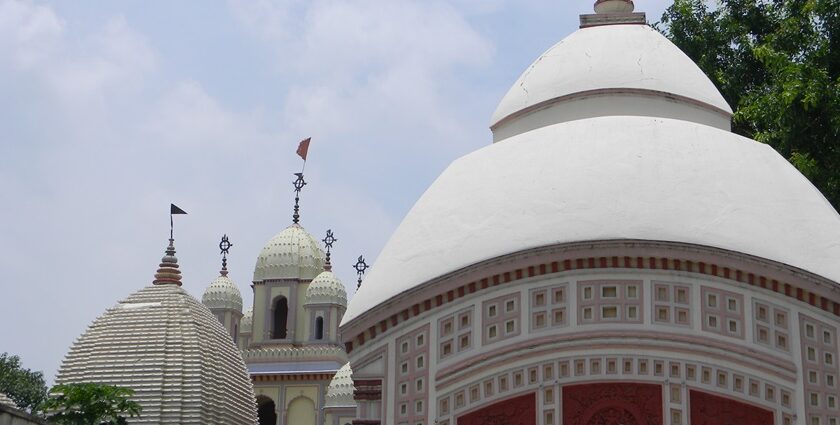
[
  {"xmin": 305, "ymin": 271, "xmax": 347, "ymax": 307},
  {"xmin": 253, "ymin": 224, "xmax": 326, "ymax": 281},
  {"xmin": 56, "ymin": 238, "xmax": 258, "ymax": 424},
  {"xmin": 325, "ymin": 362, "xmax": 356, "ymax": 408},
  {"xmin": 241, "ymin": 308, "xmax": 253, "ymax": 332},
  {"xmin": 202, "ymin": 275, "xmax": 243, "ymax": 312},
  {"xmin": 0, "ymin": 393, "xmax": 17, "ymax": 409}
]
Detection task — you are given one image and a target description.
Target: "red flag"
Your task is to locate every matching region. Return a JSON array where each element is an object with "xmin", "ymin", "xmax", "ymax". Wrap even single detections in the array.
[{"xmin": 296, "ymin": 137, "xmax": 311, "ymax": 161}]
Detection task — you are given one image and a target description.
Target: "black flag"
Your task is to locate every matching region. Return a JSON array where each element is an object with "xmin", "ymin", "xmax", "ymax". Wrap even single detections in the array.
[
  {"xmin": 170, "ymin": 204, "xmax": 187, "ymax": 239},
  {"xmin": 171, "ymin": 204, "xmax": 187, "ymax": 215}
]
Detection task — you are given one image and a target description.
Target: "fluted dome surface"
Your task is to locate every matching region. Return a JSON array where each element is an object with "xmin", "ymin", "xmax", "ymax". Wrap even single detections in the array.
[
  {"xmin": 0, "ymin": 392, "xmax": 17, "ymax": 409},
  {"xmin": 325, "ymin": 362, "xmax": 356, "ymax": 408},
  {"xmin": 202, "ymin": 275, "xmax": 243, "ymax": 312},
  {"xmin": 56, "ymin": 283, "xmax": 258, "ymax": 424},
  {"xmin": 253, "ymin": 224, "xmax": 326, "ymax": 281},
  {"xmin": 305, "ymin": 271, "xmax": 347, "ymax": 306}
]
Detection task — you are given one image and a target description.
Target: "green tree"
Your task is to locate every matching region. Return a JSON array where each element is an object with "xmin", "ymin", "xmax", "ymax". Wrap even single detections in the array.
[
  {"xmin": 0, "ymin": 352, "xmax": 48, "ymax": 412},
  {"xmin": 40, "ymin": 383, "xmax": 141, "ymax": 425},
  {"xmin": 657, "ymin": 0, "xmax": 840, "ymax": 209}
]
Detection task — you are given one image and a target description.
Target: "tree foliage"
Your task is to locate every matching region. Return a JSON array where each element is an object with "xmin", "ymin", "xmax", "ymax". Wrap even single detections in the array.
[
  {"xmin": 658, "ymin": 0, "xmax": 840, "ymax": 209},
  {"xmin": 40, "ymin": 383, "xmax": 141, "ymax": 425},
  {"xmin": 0, "ymin": 352, "xmax": 48, "ymax": 412}
]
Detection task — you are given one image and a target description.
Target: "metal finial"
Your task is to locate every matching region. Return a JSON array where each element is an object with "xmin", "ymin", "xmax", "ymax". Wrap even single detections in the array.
[
  {"xmin": 292, "ymin": 172, "xmax": 306, "ymax": 224},
  {"xmin": 353, "ymin": 255, "xmax": 370, "ymax": 290},
  {"xmin": 322, "ymin": 229, "xmax": 337, "ymax": 271},
  {"xmin": 219, "ymin": 234, "xmax": 232, "ymax": 276}
]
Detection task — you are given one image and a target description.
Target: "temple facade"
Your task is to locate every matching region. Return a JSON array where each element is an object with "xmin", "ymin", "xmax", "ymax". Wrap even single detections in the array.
[{"xmin": 338, "ymin": 2, "xmax": 840, "ymax": 425}]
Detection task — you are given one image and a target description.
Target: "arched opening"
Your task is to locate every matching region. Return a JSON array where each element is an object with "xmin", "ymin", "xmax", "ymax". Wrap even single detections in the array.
[
  {"xmin": 287, "ymin": 396, "xmax": 316, "ymax": 425},
  {"xmin": 256, "ymin": 395, "xmax": 277, "ymax": 425},
  {"xmin": 233, "ymin": 324, "xmax": 238, "ymax": 343},
  {"xmin": 272, "ymin": 296, "xmax": 288, "ymax": 339},
  {"xmin": 315, "ymin": 316, "xmax": 324, "ymax": 340}
]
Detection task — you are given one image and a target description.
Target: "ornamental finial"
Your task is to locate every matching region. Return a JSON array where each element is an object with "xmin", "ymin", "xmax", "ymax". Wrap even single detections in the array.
[
  {"xmin": 322, "ymin": 229, "xmax": 337, "ymax": 271},
  {"xmin": 353, "ymin": 255, "xmax": 370, "ymax": 290},
  {"xmin": 292, "ymin": 172, "xmax": 306, "ymax": 224},
  {"xmin": 594, "ymin": 0, "xmax": 634, "ymax": 14},
  {"xmin": 219, "ymin": 234, "xmax": 233, "ymax": 277}
]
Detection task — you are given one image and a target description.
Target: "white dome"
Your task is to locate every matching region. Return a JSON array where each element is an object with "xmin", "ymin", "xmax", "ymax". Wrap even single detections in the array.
[
  {"xmin": 343, "ymin": 116, "xmax": 840, "ymax": 324},
  {"xmin": 56, "ymin": 241, "xmax": 257, "ymax": 424},
  {"xmin": 253, "ymin": 224, "xmax": 326, "ymax": 281},
  {"xmin": 202, "ymin": 274, "xmax": 243, "ymax": 312},
  {"xmin": 490, "ymin": 24, "xmax": 733, "ymax": 141},
  {"xmin": 325, "ymin": 362, "xmax": 356, "ymax": 408},
  {"xmin": 240, "ymin": 308, "xmax": 253, "ymax": 332},
  {"xmin": 56, "ymin": 284, "xmax": 258, "ymax": 424},
  {"xmin": 305, "ymin": 270, "xmax": 347, "ymax": 306}
]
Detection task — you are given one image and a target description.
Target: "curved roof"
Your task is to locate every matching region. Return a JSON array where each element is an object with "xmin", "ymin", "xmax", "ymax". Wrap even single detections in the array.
[
  {"xmin": 240, "ymin": 308, "xmax": 253, "ymax": 332},
  {"xmin": 253, "ymin": 224, "xmax": 326, "ymax": 281},
  {"xmin": 305, "ymin": 270, "xmax": 347, "ymax": 306},
  {"xmin": 490, "ymin": 24, "xmax": 732, "ymax": 129},
  {"xmin": 0, "ymin": 393, "xmax": 17, "ymax": 409},
  {"xmin": 325, "ymin": 362, "xmax": 356, "ymax": 408},
  {"xmin": 343, "ymin": 116, "xmax": 840, "ymax": 323},
  {"xmin": 202, "ymin": 274, "xmax": 243, "ymax": 312},
  {"xmin": 56, "ymin": 242, "xmax": 257, "ymax": 424}
]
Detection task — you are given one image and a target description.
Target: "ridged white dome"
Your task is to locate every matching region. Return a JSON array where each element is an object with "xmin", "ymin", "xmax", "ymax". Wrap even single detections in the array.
[
  {"xmin": 0, "ymin": 392, "xmax": 17, "ymax": 409},
  {"xmin": 253, "ymin": 224, "xmax": 326, "ymax": 281},
  {"xmin": 241, "ymin": 308, "xmax": 253, "ymax": 332},
  {"xmin": 305, "ymin": 270, "xmax": 347, "ymax": 306},
  {"xmin": 56, "ymin": 241, "xmax": 257, "ymax": 424},
  {"xmin": 202, "ymin": 275, "xmax": 243, "ymax": 312},
  {"xmin": 325, "ymin": 362, "xmax": 356, "ymax": 408}
]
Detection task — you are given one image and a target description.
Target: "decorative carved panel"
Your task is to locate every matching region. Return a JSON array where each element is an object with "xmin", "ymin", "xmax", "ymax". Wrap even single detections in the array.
[
  {"xmin": 563, "ymin": 382, "xmax": 662, "ymax": 425},
  {"xmin": 457, "ymin": 393, "xmax": 535, "ymax": 425},
  {"xmin": 689, "ymin": 390, "xmax": 774, "ymax": 425}
]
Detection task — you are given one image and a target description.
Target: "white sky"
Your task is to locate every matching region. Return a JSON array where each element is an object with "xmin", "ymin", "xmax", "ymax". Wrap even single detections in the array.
[{"xmin": 0, "ymin": 0, "xmax": 675, "ymax": 384}]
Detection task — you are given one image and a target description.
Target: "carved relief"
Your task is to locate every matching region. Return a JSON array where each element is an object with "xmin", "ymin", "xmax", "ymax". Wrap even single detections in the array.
[
  {"xmin": 689, "ymin": 390, "xmax": 774, "ymax": 424},
  {"xmin": 562, "ymin": 382, "xmax": 662, "ymax": 425},
  {"xmin": 457, "ymin": 393, "xmax": 535, "ymax": 425}
]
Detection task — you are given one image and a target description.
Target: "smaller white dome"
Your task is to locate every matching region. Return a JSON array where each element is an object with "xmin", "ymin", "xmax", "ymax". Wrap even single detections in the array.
[
  {"xmin": 202, "ymin": 275, "xmax": 243, "ymax": 312},
  {"xmin": 305, "ymin": 270, "xmax": 347, "ymax": 306},
  {"xmin": 325, "ymin": 362, "xmax": 356, "ymax": 408},
  {"xmin": 240, "ymin": 308, "xmax": 253, "ymax": 332},
  {"xmin": 254, "ymin": 224, "xmax": 326, "ymax": 281},
  {"xmin": 0, "ymin": 392, "xmax": 17, "ymax": 409}
]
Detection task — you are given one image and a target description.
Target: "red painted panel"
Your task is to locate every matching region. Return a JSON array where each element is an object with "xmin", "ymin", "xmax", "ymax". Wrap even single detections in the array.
[
  {"xmin": 457, "ymin": 393, "xmax": 536, "ymax": 425},
  {"xmin": 689, "ymin": 390, "xmax": 774, "ymax": 425},
  {"xmin": 563, "ymin": 382, "xmax": 662, "ymax": 425}
]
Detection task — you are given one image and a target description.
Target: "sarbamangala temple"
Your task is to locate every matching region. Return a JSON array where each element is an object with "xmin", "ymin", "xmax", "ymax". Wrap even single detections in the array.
[{"xmin": 16, "ymin": 1, "xmax": 840, "ymax": 424}]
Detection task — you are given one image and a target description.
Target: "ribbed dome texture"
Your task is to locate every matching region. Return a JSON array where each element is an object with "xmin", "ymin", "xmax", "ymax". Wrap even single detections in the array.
[
  {"xmin": 202, "ymin": 275, "xmax": 243, "ymax": 312},
  {"xmin": 305, "ymin": 271, "xmax": 347, "ymax": 306},
  {"xmin": 56, "ymin": 283, "xmax": 258, "ymax": 424},
  {"xmin": 325, "ymin": 362, "xmax": 356, "ymax": 408},
  {"xmin": 0, "ymin": 392, "xmax": 17, "ymax": 409},
  {"xmin": 253, "ymin": 224, "xmax": 325, "ymax": 281}
]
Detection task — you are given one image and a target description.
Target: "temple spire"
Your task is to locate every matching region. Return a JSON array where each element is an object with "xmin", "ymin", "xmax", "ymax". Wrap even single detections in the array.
[
  {"xmin": 581, "ymin": 0, "xmax": 644, "ymax": 27},
  {"xmin": 153, "ymin": 238, "xmax": 182, "ymax": 286},
  {"xmin": 292, "ymin": 172, "xmax": 306, "ymax": 224},
  {"xmin": 219, "ymin": 234, "xmax": 232, "ymax": 277},
  {"xmin": 353, "ymin": 255, "xmax": 370, "ymax": 290},
  {"xmin": 322, "ymin": 229, "xmax": 337, "ymax": 271}
]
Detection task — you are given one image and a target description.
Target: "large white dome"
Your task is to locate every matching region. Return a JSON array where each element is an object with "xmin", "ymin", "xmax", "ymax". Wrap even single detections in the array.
[
  {"xmin": 253, "ymin": 224, "xmax": 326, "ymax": 281},
  {"xmin": 343, "ymin": 116, "xmax": 840, "ymax": 324}
]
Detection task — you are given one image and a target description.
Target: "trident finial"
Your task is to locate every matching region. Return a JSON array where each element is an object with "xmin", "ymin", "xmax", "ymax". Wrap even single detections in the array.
[
  {"xmin": 292, "ymin": 172, "xmax": 306, "ymax": 224},
  {"xmin": 322, "ymin": 229, "xmax": 337, "ymax": 271},
  {"xmin": 353, "ymin": 255, "xmax": 369, "ymax": 290},
  {"xmin": 219, "ymin": 234, "xmax": 233, "ymax": 276}
]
